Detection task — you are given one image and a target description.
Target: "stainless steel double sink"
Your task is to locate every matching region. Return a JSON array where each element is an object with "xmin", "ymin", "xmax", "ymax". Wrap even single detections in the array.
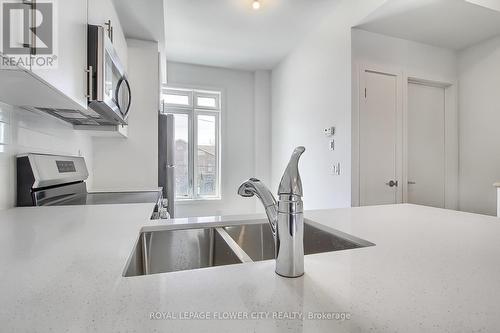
[{"xmin": 123, "ymin": 219, "xmax": 374, "ymax": 277}]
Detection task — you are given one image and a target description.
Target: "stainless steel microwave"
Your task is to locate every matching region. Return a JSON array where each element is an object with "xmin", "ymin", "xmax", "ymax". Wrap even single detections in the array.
[{"xmin": 87, "ymin": 25, "xmax": 131, "ymax": 125}]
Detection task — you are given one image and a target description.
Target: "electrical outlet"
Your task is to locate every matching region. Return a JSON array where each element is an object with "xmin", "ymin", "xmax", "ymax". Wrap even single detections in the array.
[{"xmin": 331, "ymin": 162, "xmax": 341, "ymax": 176}]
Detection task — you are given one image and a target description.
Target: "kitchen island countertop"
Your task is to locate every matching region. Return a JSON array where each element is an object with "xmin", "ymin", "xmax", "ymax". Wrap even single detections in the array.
[{"xmin": 1, "ymin": 203, "xmax": 499, "ymax": 332}]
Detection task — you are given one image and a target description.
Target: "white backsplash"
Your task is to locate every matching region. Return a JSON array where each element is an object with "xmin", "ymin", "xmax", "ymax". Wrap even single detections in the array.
[{"xmin": 0, "ymin": 102, "xmax": 93, "ymax": 210}]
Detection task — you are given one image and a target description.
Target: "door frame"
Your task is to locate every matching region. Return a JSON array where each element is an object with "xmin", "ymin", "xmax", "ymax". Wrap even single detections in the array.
[
  {"xmin": 403, "ymin": 75, "xmax": 458, "ymax": 209},
  {"xmin": 353, "ymin": 63, "xmax": 404, "ymax": 206}
]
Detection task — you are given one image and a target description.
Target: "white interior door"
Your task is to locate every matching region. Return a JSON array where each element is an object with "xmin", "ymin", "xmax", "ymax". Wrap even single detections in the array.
[
  {"xmin": 407, "ymin": 82, "xmax": 446, "ymax": 208},
  {"xmin": 359, "ymin": 70, "xmax": 401, "ymax": 206}
]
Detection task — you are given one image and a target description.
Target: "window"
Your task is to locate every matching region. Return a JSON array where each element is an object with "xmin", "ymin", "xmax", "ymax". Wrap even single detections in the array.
[{"xmin": 162, "ymin": 87, "xmax": 221, "ymax": 200}]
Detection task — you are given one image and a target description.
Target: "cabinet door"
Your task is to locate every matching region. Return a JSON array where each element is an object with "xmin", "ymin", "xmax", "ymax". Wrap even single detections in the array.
[
  {"xmin": 0, "ymin": 0, "xmax": 31, "ymax": 70},
  {"xmin": 31, "ymin": 0, "xmax": 88, "ymax": 108}
]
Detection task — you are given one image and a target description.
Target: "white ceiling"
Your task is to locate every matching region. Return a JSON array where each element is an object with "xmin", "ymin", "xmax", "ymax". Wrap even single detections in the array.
[
  {"xmin": 466, "ymin": 0, "xmax": 500, "ymax": 12},
  {"xmin": 165, "ymin": 0, "xmax": 341, "ymax": 70},
  {"xmin": 111, "ymin": 0, "xmax": 166, "ymax": 50},
  {"xmin": 355, "ymin": 0, "xmax": 500, "ymax": 51}
]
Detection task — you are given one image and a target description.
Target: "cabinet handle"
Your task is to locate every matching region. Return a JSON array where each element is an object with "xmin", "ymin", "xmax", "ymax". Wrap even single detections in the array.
[
  {"xmin": 22, "ymin": 0, "xmax": 36, "ymax": 54},
  {"xmin": 31, "ymin": 0, "xmax": 36, "ymax": 55},
  {"xmin": 105, "ymin": 20, "xmax": 113, "ymax": 43},
  {"xmin": 85, "ymin": 66, "xmax": 93, "ymax": 100}
]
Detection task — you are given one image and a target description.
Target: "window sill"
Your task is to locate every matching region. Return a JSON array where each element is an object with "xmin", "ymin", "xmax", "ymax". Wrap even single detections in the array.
[{"xmin": 175, "ymin": 197, "xmax": 222, "ymax": 205}]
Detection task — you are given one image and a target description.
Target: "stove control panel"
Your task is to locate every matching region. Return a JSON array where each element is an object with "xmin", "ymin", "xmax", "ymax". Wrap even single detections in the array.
[{"xmin": 56, "ymin": 160, "xmax": 76, "ymax": 173}]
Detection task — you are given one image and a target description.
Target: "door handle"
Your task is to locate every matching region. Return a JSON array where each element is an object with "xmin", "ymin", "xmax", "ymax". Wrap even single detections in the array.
[
  {"xmin": 385, "ymin": 180, "xmax": 399, "ymax": 187},
  {"xmin": 408, "ymin": 181, "xmax": 416, "ymax": 185}
]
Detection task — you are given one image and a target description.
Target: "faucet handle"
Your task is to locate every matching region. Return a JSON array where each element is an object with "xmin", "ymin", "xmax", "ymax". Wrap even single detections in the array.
[{"xmin": 278, "ymin": 146, "xmax": 305, "ymax": 196}]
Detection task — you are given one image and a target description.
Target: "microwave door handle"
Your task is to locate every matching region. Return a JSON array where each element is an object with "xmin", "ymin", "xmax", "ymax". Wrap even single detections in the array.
[
  {"xmin": 115, "ymin": 78, "xmax": 124, "ymax": 114},
  {"xmin": 116, "ymin": 78, "xmax": 132, "ymax": 117},
  {"xmin": 123, "ymin": 78, "xmax": 131, "ymax": 116}
]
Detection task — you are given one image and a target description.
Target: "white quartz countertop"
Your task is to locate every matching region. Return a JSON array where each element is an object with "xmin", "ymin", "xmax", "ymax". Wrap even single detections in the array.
[{"xmin": 1, "ymin": 203, "xmax": 500, "ymax": 332}]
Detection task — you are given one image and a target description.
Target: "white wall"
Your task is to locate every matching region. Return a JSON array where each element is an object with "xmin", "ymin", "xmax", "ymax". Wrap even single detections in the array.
[
  {"xmin": 167, "ymin": 61, "xmax": 272, "ymax": 218},
  {"xmin": 352, "ymin": 29, "xmax": 457, "ymax": 79},
  {"xmin": 254, "ymin": 71, "xmax": 272, "ymax": 187},
  {"xmin": 0, "ymin": 103, "xmax": 93, "ymax": 210},
  {"xmin": 458, "ymin": 36, "xmax": 500, "ymax": 216},
  {"xmin": 92, "ymin": 39, "xmax": 159, "ymax": 191},
  {"xmin": 351, "ymin": 28, "xmax": 459, "ymax": 209},
  {"xmin": 271, "ymin": 0, "xmax": 386, "ymax": 210}
]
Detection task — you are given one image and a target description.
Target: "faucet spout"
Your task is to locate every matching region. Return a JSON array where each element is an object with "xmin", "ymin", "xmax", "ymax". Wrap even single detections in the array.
[
  {"xmin": 237, "ymin": 178, "xmax": 277, "ymax": 235},
  {"xmin": 278, "ymin": 146, "xmax": 305, "ymax": 196}
]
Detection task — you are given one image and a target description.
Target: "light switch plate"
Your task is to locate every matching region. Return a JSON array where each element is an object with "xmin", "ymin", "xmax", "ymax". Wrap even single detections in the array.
[{"xmin": 323, "ymin": 126, "xmax": 335, "ymax": 137}]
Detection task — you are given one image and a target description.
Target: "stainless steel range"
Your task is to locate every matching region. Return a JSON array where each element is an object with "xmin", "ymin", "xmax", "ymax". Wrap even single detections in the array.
[{"xmin": 16, "ymin": 153, "xmax": 168, "ymax": 218}]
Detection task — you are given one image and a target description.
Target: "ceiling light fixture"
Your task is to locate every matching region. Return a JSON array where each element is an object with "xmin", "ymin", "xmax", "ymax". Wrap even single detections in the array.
[{"xmin": 252, "ymin": 0, "xmax": 261, "ymax": 10}]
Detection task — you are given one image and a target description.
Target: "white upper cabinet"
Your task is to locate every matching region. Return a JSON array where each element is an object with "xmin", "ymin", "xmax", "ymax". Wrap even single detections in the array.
[
  {"xmin": 0, "ymin": 0, "xmax": 88, "ymax": 110},
  {"xmin": 87, "ymin": 0, "xmax": 128, "ymax": 71},
  {"xmin": 31, "ymin": 0, "xmax": 88, "ymax": 109},
  {"xmin": 0, "ymin": 0, "xmax": 128, "ymax": 116}
]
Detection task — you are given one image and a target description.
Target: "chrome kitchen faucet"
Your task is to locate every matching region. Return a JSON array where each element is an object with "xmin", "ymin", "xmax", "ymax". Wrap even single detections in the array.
[{"xmin": 238, "ymin": 146, "xmax": 305, "ymax": 277}]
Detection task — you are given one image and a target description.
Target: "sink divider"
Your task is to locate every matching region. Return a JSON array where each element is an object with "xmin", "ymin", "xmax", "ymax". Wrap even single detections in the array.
[
  {"xmin": 214, "ymin": 228, "xmax": 254, "ymax": 263},
  {"xmin": 141, "ymin": 232, "xmax": 152, "ymax": 275}
]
